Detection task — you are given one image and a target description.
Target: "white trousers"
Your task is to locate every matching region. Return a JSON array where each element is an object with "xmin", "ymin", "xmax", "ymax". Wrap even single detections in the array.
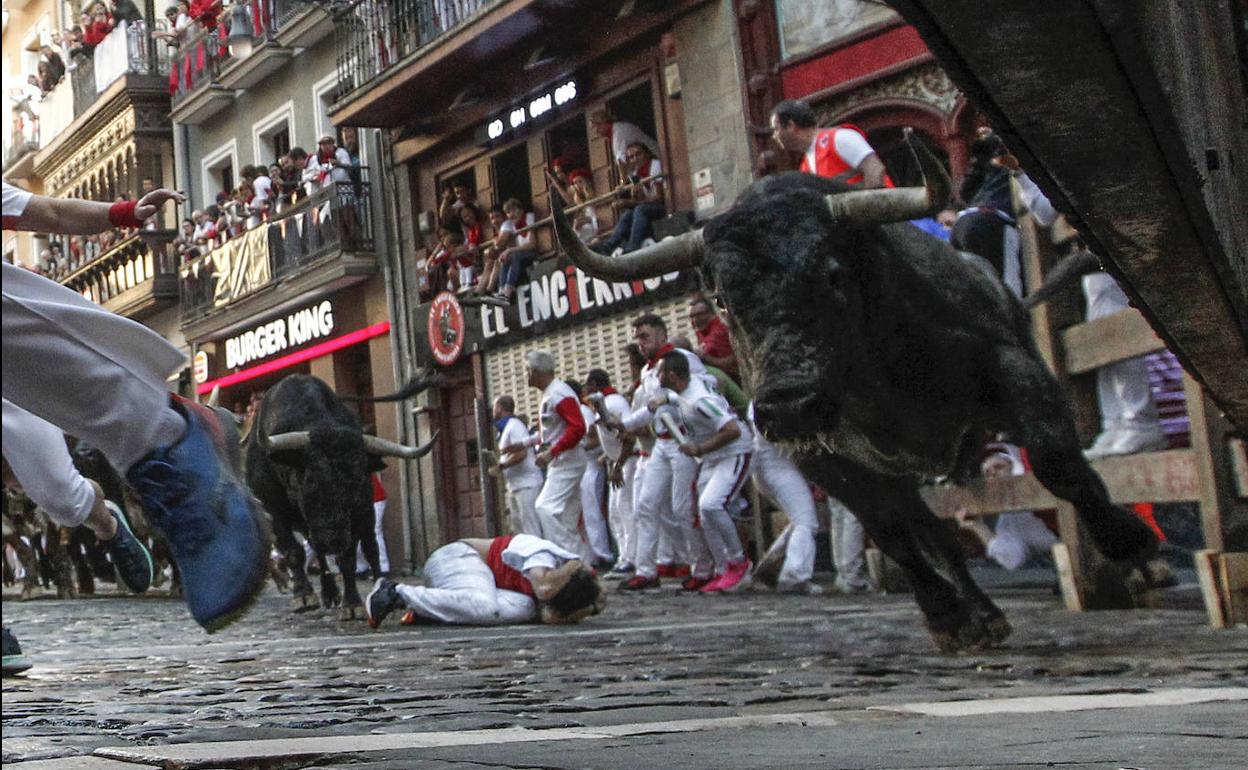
[
  {"xmin": 579, "ymin": 457, "xmax": 613, "ymax": 562},
  {"xmin": 356, "ymin": 499, "xmax": 391, "ymax": 573},
  {"xmin": 2, "ymin": 399, "xmax": 94, "ymax": 528},
  {"xmin": 396, "ymin": 541, "xmax": 535, "ymax": 624},
  {"xmin": 830, "ymin": 498, "xmax": 871, "ymax": 591},
  {"xmin": 634, "ymin": 440, "xmax": 711, "ymax": 579},
  {"xmin": 1084, "ymin": 274, "xmax": 1160, "ymax": 432},
  {"xmin": 2, "ymin": 262, "xmax": 185, "ymax": 472},
  {"xmin": 505, "ymin": 484, "xmax": 542, "ymax": 536},
  {"xmin": 610, "ymin": 454, "xmax": 638, "ymax": 565},
  {"xmin": 695, "ymin": 452, "xmax": 751, "ymax": 572},
  {"xmin": 752, "ymin": 436, "xmax": 818, "ymax": 586},
  {"xmin": 534, "ymin": 457, "xmax": 588, "ymax": 557}
]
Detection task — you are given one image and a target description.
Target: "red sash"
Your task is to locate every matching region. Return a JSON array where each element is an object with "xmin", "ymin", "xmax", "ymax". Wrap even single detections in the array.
[{"xmin": 485, "ymin": 536, "xmax": 535, "ymax": 597}]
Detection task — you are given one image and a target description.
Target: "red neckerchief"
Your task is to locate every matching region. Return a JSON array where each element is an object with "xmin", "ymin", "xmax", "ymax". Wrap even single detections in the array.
[
  {"xmin": 647, "ymin": 343, "xmax": 675, "ymax": 368},
  {"xmin": 601, "ymin": 386, "xmax": 618, "ymax": 396},
  {"xmin": 317, "ymin": 149, "xmax": 334, "ymax": 165}
]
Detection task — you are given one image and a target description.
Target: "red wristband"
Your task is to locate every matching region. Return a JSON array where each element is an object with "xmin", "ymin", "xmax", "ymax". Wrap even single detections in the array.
[{"xmin": 108, "ymin": 200, "xmax": 144, "ymax": 229}]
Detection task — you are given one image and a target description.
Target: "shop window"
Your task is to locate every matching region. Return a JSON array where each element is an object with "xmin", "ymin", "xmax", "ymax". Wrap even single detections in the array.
[
  {"xmin": 491, "ymin": 143, "xmax": 532, "ymax": 212},
  {"xmin": 776, "ymin": 0, "xmax": 896, "ymax": 61}
]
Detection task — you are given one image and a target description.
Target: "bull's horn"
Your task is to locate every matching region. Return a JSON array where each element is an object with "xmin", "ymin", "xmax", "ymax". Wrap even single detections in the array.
[
  {"xmin": 206, "ymin": 385, "xmax": 220, "ymax": 408},
  {"xmin": 825, "ymin": 127, "xmax": 951, "ymax": 225},
  {"xmin": 363, "ymin": 430, "xmax": 440, "ymax": 460},
  {"xmin": 551, "ymin": 190, "xmax": 705, "ymax": 281},
  {"xmin": 265, "ymin": 431, "xmax": 311, "ymax": 453}
]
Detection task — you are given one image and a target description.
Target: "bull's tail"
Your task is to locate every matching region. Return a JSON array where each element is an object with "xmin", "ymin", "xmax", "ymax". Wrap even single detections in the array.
[
  {"xmin": 1022, "ymin": 249, "xmax": 1101, "ymax": 310},
  {"xmin": 343, "ymin": 367, "xmax": 446, "ymax": 403}
]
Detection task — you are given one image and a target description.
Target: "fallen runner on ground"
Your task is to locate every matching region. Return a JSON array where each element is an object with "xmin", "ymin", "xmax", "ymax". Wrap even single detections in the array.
[{"xmin": 366, "ymin": 534, "xmax": 605, "ymax": 627}]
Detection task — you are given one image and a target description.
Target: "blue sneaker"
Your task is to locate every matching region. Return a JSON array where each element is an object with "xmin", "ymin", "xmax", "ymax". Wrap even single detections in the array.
[
  {"xmin": 126, "ymin": 396, "xmax": 270, "ymax": 632},
  {"xmin": 103, "ymin": 500, "xmax": 154, "ymax": 594}
]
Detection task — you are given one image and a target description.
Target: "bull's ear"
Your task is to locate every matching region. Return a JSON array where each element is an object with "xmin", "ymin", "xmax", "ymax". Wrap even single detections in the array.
[{"xmin": 367, "ymin": 457, "xmax": 387, "ymax": 473}]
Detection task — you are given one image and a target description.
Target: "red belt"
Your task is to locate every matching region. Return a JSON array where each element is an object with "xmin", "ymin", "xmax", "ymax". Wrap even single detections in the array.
[{"xmin": 656, "ymin": 432, "xmax": 674, "ymax": 440}]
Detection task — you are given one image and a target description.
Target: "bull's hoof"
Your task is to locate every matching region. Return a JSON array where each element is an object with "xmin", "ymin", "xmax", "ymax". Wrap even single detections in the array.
[
  {"xmin": 291, "ymin": 593, "xmax": 320, "ymax": 612},
  {"xmin": 927, "ymin": 613, "xmax": 1011, "ymax": 654},
  {"xmin": 339, "ymin": 603, "xmax": 366, "ymax": 621}
]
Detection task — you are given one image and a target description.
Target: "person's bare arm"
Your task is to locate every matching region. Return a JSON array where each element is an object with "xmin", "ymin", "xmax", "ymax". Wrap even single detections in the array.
[
  {"xmin": 528, "ymin": 560, "xmax": 583, "ymax": 601},
  {"xmin": 16, "ymin": 188, "xmax": 184, "ymax": 235},
  {"xmin": 858, "ymin": 154, "xmax": 887, "ymax": 189}
]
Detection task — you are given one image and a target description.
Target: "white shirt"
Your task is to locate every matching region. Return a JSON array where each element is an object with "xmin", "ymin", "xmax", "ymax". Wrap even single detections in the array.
[
  {"xmin": 579, "ymin": 404, "xmax": 601, "ymax": 459},
  {"xmin": 500, "ymin": 533, "xmax": 580, "ymax": 575},
  {"xmin": 500, "ymin": 212, "xmax": 536, "ymax": 250},
  {"xmin": 252, "ymin": 175, "xmax": 273, "ymax": 206},
  {"xmin": 805, "ymin": 127, "xmax": 875, "ymax": 176},
  {"xmin": 622, "ymin": 348, "xmax": 708, "ymax": 439},
  {"xmin": 498, "ymin": 416, "xmax": 543, "ymax": 491},
  {"xmin": 3, "ymin": 182, "xmax": 33, "ymax": 227},
  {"xmin": 592, "ymin": 391, "xmax": 632, "ymax": 462},
  {"xmin": 631, "ymin": 157, "xmax": 663, "ymax": 200},
  {"xmin": 611, "ymin": 121, "xmax": 660, "ymax": 165},
  {"xmin": 537, "ymin": 378, "xmax": 586, "ymax": 466},
  {"xmin": 669, "ymin": 379, "xmax": 752, "ymax": 461},
  {"xmin": 987, "ymin": 512, "xmax": 1058, "ymax": 571}
]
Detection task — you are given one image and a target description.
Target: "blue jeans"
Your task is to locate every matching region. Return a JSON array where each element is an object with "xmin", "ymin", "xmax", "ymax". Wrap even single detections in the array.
[
  {"xmin": 501, "ymin": 249, "xmax": 535, "ymax": 290},
  {"xmin": 601, "ymin": 203, "xmax": 666, "ymax": 254}
]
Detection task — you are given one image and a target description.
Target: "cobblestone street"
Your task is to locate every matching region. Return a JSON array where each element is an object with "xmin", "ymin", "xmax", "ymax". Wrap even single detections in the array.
[{"xmin": 4, "ymin": 572, "xmax": 1246, "ymax": 769}]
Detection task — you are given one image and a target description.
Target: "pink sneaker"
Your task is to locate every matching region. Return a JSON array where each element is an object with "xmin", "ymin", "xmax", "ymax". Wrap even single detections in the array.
[
  {"xmin": 715, "ymin": 559, "xmax": 753, "ymax": 593},
  {"xmin": 698, "ymin": 573, "xmax": 727, "ymax": 594}
]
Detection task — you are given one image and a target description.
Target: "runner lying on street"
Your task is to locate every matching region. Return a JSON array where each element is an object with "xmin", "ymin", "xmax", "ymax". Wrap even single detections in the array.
[{"xmin": 365, "ymin": 534, "xmax": 606, "ymax": 627}]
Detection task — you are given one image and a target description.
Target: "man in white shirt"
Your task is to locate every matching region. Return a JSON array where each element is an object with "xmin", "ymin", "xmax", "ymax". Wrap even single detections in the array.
[
  {"xmin": 586, "ymin": 369, "xmax": 636, "ymax": 574},
  {"xmin": 506, "ymin": 350, "xmax": 589, "ymax": 557},
  {"xmin": 590, "ymin": 109, "xmax": 660, "ymax": 175},
  {"xmin": 365, "ymin": 533, "xmax": 605, "ymax": 627},
  {"xmin": 606, "ymin": 314, "xmax": 714, "ymax": 591},
  {"xmin": 594, "ymin": 143, "xmax": 666, "ymax": 256},
  {"xmin": 569, "ymin": 379, "xmax": 614, "ymax": 567},
  {"xmin": 492, "ymin": 395, "xmax": 544, "ymax": 536},
  {"xmin": 956, "ymin": 449, "xmax": 1058, "ymax": 571},
  {"xmin": 654, "ymin": 351, "xmax": 753, "ymax": 593}
]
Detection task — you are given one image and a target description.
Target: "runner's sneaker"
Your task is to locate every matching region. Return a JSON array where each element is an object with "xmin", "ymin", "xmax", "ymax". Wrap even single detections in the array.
[
  {"xmin": 366, "ymin": 578, "xmax": 402, "ymax": 629},
  {"xmin": 2, "ymin": 628, "xmax": 33, "ymax": 676},
  {"xmin": 776, "ymin": 580, "xmax": 824, "ymax": 596},
  {"xmin": 682, "ymin": 575, "xmax": 713, "ymax": 592},
  {"xmin": 715, "ymin": 558, "xmax": 752, "ymax": 593},
  {"xmin": 103, "ymin": 500, "xmax": 154, "ymax": 594},
  {"xmin": 126, "ymin": 396, "xmax": 270, "ymax": 633},
  {"xmin": 619, "ymin": 574, "xmax": 660, "ymax": 592}
]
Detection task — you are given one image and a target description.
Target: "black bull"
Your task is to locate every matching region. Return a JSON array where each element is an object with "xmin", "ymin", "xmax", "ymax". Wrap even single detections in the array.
[
  {"xmin": 551, "ymin": 146, "xmax": 1160, "ymax": 653},
  {"xmin": 243, "ymin": 373, "xmax": 439, "ymax": 619}
]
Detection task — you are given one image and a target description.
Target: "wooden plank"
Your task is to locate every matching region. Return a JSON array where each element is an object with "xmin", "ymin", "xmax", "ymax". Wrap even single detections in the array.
[
  {"xmin": 1184, "ymin": 374, "xmax": 1248, "ymax": 554},
  {"xmin": 1061, "ymin": 308, "xmax": 1165, "ymax": 375},
  {"xmin": 1052, "ymin": 543, "xmax": 1083, "ymax": 611},
  {"xmin": 1230, "ymin": 438, "xmax": 1248, "ymax": 498},
  {"xmin": 921, "ymin": 448, "xmax": 1200, "ymax": 518},
  {"xmin": 1194, "ymin": 549, "xmax": 1228, "ymax": 629},
  {"xmin": 1220, "ymin": 552, "xmax": 1248, "ymax": 627}
]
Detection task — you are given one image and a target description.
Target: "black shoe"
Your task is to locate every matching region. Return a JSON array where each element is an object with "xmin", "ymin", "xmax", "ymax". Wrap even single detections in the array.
[
  {"xmin": 366, "ymin": 578, "xmax": 403, "ymax": 629},
  {"xmin": 3, "ymin": 628, "xmax": 33, "ymax": 676},
  {"xmin": 104, "ymin": 501, "xmax": 154, "ymax": 594}
]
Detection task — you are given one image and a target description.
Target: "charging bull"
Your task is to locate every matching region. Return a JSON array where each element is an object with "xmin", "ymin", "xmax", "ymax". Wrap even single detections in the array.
[
  {"xmin": 243, "ymin": 373, "xmax": 440, "ymax": 619},
  {"xmin": 551, "ymin": 137, "xmax": 1160, "ymax": 653}
]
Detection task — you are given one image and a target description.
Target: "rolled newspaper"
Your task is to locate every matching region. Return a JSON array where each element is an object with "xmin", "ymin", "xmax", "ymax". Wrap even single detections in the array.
[{"xmin": 658, "ymin": 410, "xmax": 689, "ymax": 446}]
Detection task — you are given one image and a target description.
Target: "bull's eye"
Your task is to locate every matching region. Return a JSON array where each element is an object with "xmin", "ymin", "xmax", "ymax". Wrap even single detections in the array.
[{"xmin": 711, "ymin": 292, "xmax": 727, "ymax": 311}]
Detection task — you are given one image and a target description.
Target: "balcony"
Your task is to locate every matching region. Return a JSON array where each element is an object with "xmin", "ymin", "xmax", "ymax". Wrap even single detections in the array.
[
  {"xmin": 170, "ymin": 1, "xmax": 295, "ymax": 125},
  {"xmin": 272, "ymin": 0, "xmax": 335, "ymax": 49},
  {"xmin": 57, "ymin": 230, "xmax": 181, "ymax": 320},
  {"xmin": 4, "ymin": 104, "xmax": 40, "ymax": 179},
  {"xmin": 70, "ymin": 20, "xmax": 169, "ymax": 120},
  {"xmin": 179, "ymin": 174, "xmax": 377, "ymax": 340}
]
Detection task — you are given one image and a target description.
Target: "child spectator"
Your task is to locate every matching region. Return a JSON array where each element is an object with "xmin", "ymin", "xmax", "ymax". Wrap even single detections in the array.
[
  {"xmin": 567, "ymin": 169, "xmax": 599, "ymax": 243},
  {"xmin": 477, "ymin": 205, "xmax": 507, "ymax": 296},
  {"xmin": 456, "ymin": 203, "xmax": 485, "ymax": 293}
]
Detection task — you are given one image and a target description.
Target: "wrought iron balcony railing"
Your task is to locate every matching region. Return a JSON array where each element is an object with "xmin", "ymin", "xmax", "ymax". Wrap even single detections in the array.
[
  {"xmin": 333, "ymin": 0, "xmax": 498, "ymax": 106},
  {"xmin": 71, "ymin": 20, "xmax": 169, "ymax": 119},
  {"xmin": 180, "ymin": 173, "xmax": 375, "ymax": 322}
]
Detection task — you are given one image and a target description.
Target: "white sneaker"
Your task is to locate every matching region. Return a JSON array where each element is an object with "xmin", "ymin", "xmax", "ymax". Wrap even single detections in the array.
[
  {"xmin": 777, "ymin": 580, "xmax": 823, "ymax": 596},
  {"xmin": 1110, "ymin": 424, "xmax": 1168, "ymax": 455}
]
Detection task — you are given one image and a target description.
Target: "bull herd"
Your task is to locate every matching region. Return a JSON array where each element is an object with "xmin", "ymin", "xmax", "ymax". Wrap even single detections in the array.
[{"xmin": 3, "ymin": 139, "xmax": 1168, "ymax": 652}]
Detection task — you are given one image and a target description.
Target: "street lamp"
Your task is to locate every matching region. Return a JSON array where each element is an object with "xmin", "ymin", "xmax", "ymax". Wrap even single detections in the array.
[{"xmin": 226, "ymin": 1, "xmax": 255, "ymax": 59}]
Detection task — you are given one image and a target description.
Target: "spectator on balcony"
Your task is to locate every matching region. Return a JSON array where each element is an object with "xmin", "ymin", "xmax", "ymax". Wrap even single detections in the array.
[
  {"xmin": 341, "ymin": 127, "xmax": 363, "ymax": 190},
  {"xmin": 422, "ymin": 226, "xmax": 456, "ymax": 296},
  {"xmin": 303, "ymin": 136, "xmax": 352, "ymax": 195},
  {"xmin": 191, "ymin": 209, "xmax": 217, "ymax": 247},
  {"xmin": 455, "ymin": 203, "xmax": 485, "ymax": 294},
  {"xmin": 438, "ymin": 181, "xmax": 476, "ymax": 229},
  {"xmin": 176, "ymin": 218, "xmax": 198, "ymax": 260},
  {"xmin": 476, "ymin": 205, "xmax": 506, "ymax": 297},
  {"xmin": 82, "ymin": 3, "xmax": 115, "ymax": 48},
  {"xmin": 492, "ymin": 198, "xmax": 537, "ymax": 305},
  {"xmin": 40, "ymin": 46, "xmax": 66, "ymax": 86},
  {"xmin": 156, "ymin": 3, "xmax": 194, "ymax": 95},
  {"xmin": 189, "ymin": 0, "xmax": 221, "ymax": 29},
  {"xmin": 567, "ymin": 169, "xmax": 599, "ymax": 244},
  {"xmin": 49, "ymin": 243, "xmax": 67, "ymax": 275},
  {"xmin": 112, "ymin": 0, "xmax": 145, "ymax": 25},
  {"xmin": 250, "ymin": 166, "xmax": 273, "ymax": 223},
  {"xmin": 589, "ymin": 109, "xmax": 660, "ymax": 179},
  {"xmin": 592, "ymin": 142, "xmax": 666, "ymax": 256}
]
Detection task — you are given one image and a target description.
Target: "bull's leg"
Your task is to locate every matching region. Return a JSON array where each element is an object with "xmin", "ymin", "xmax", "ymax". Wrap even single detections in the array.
[
  {"xmin": 317, "ymin": 552, "xmax": 340, "ymax": 608},
  {"xmin": 336, "ymin": 543, "xmax": 366, "ymax": 621},
  {"xmin": 358, "ymin": 526, "xmax": 382, "ymax": 581},
  {"xmin": 994, "ymin": 349, "xmax": 1158, "ymax": 563},
  {"xmin": 273, "ymin": 520, "xmax": 318, "ymax": 612},
  {"xmin": 799, "ymin": 455, "xmax": 1010, "ymax": 653}
]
